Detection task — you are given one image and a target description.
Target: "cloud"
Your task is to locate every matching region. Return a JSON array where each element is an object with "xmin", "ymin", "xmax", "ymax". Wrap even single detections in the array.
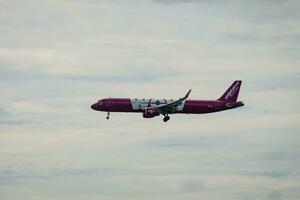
[
  {"xmin": 7, "ymin": 101, "xmax": 60, "ymax": 115},
  {"xmin": 258, "ymin": 172, "xmax": 289, "ymax": 178},
  {"xmin": 182, "ymin": 181, "xmax": 204, "ymax": 192},
  {"xmin": 153, "ymin": 0, "xmax": 210, "ymax": 4},
  {"xmin": 0, "ymin": 0, "xmax": 300, "ymax": 200},
  {"xmin": 268, "ymin": 190, "xmax": 283, "ymax": 200}
]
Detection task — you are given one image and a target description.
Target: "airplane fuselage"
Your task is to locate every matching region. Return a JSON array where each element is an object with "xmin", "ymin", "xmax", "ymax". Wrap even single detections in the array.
[{"xmin": 91, "ymin": 98, "xmax": 244, "ymax": 114}]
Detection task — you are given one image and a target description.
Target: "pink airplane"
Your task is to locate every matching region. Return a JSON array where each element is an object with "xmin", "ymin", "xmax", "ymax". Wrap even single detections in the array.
[{"xmin": 91, "ymin": 80, "xmax": 244, "ymax": 122}]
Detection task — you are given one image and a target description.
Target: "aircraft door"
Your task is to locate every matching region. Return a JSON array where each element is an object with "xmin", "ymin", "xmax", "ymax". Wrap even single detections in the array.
[
  {"xmin": 215, "ymin": 101, "xmax": 221, "ymax": 110},
  {"xmin": 107, "ymin": 98, "xmax": 112, "ymax": 111}
]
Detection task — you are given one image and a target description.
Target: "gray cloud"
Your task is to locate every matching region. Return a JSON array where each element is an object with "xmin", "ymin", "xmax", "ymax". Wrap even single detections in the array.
[
  {"xmin": 268, "ymin": 190, "xmax": 283, "ymax": 200},
  {"xmin": 1, "ymin": 0, "xmax": 300, "ymax": 200},
  {"xmin": 182, "ymin": 181, "xmax": 204, "ymax": 192},
  {"xmin": 258, "ymin": 171, "xmax": 289, "ymax": 178},
  {"xmin": 153, "ymin": 0, "xmax": 211, "ymax": 4}
]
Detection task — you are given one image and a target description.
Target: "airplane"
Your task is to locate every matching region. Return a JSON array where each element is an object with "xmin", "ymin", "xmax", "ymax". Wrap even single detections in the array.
[{"xmin": 91, "ymin": 80, "xmax": 244, "ymax": 122}]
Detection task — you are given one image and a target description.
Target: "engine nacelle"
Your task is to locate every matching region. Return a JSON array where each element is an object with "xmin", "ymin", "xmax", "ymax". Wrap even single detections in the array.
[{"xmin": 143, "ymin": 107, "xmax": 160, "ymax": 118}]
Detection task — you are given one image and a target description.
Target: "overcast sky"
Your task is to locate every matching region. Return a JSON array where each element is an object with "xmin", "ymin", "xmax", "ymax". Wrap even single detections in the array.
[{"xmin": 0, "ymin": 0, "xmax": 300, "ymax": 200}]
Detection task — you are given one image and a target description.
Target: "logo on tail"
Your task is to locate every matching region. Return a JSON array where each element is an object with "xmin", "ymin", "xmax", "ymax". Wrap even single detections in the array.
[
  {"xmin": 218, "ymin": 80, "xmax": 242, "ymax": 102},
  {"xmin": 224, "ymin": 81, "xmax": 240, "ymax": 100}
]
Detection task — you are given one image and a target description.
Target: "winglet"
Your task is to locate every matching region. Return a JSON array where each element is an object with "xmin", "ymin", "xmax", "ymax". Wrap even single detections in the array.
[{"xmin": 184, "ymin": 89, "xmax": 192, "ymax": 100}]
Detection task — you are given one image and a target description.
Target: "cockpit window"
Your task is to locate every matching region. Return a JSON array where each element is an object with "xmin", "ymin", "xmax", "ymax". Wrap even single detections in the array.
[{"xmin": 98, "ymin": 100, "xmax": 102, "ymax": 105}]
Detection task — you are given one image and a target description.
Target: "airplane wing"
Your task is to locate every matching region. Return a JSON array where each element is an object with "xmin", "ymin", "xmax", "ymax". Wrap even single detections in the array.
[{"xmin": 156, "ymin": 89, "xmax": 191, "ymax": 114}]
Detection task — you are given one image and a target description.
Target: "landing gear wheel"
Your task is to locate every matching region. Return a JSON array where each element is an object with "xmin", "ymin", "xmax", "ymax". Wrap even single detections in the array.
[
  {"xmin": 106, "ymin": 112, "xmax": 110, "ymax": 120},
  {"xmin": 163, "ymin": 115, "xmax": 170, "ymax": 122}
]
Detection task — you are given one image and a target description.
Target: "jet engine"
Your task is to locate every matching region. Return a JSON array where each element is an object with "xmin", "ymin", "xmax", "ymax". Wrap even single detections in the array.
[{"xmin": 143, "ymin": 107, "xmax": 159, "ymax": 118}]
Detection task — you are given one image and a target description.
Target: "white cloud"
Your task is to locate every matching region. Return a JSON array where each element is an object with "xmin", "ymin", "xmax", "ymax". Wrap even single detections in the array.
[{"xmin": 0, "ymin": 0, "xmax": 300, "ymax": 200}]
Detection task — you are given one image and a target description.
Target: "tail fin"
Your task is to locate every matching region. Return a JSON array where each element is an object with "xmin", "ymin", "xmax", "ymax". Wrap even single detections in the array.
[{"xmin": 218, "ymin": 80, "xmax": 242, "ymax": 102}]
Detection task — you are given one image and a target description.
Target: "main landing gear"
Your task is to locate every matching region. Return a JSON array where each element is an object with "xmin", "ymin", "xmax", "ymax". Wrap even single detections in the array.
[
  {"xmin": 106, "ymin": 112, "xmax": 110, "ymax": 120},
  {"xmin": 163, "ymin": 115, "xmax": 170, "ymax": 122}
]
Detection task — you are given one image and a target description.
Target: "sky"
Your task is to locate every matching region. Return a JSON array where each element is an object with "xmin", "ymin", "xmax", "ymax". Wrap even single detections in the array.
[{"xmin": 0, "ymin": 0, "xmax": 300, "ymax": 199}]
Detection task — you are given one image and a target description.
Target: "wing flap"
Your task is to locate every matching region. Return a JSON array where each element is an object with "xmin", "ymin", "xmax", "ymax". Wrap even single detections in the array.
[{"xmin": 156, "ymin": 89, "xmax": 191, "ymax": 114}]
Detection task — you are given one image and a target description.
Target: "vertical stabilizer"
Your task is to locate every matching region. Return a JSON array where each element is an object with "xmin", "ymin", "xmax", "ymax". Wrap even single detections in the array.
[{"xmin": 218, "ymin": 80, "xmax": 242, "ymax": 102}]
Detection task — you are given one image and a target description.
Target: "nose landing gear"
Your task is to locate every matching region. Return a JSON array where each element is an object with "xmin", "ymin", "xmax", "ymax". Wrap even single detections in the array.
[
  {"xmin": 106, "ymin": 112, "xmax": 110, "ymax": 120},
  {"xmin": 163, "ymin": 115, "xmax": 170, "ymax": 122}
]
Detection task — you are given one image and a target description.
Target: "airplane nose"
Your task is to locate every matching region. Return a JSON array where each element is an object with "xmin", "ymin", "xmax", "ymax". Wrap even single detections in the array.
[{"xmin": 91, "ymin": 103, "xmax": 98, "ymax": 110}]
